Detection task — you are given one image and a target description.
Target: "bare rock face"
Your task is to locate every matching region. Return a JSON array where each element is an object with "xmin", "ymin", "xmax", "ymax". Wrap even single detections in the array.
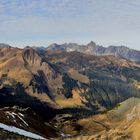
[{"xmin": 47, "ymin": 41, "xmax": 140, "ymax": 62}]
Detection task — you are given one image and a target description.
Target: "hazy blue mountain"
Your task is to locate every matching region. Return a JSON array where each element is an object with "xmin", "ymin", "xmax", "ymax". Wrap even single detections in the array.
[{"xmin": 47, "ymin": 41, "xmax": 140, "ymax": 62}]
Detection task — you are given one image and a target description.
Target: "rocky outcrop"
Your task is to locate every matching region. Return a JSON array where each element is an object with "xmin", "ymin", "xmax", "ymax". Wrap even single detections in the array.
[{"xmin": 47, "ymin": 41, "xmax": 140, "ymax": 62}]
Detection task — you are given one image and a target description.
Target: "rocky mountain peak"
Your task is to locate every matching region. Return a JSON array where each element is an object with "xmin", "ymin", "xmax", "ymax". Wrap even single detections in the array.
[
  {"xmin": 0, "ymin": 43, "xmax": 11, "ymax": 48},
  {"xmin": 23, "ymin": 47, "xmax": 42, "ymax": 65},
  {"xmin": 46, "ymin": 41, "xmax": 140, "ymax": 62},
  {"xmin": 87, "ymin": 41, "xmax": 96, "ymax": 47}
]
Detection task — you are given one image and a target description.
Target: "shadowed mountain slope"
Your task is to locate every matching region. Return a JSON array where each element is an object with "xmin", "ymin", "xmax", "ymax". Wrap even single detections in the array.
[{"xmin": 0, "ymin": 45, "xmax": 140, "ymax": 113}]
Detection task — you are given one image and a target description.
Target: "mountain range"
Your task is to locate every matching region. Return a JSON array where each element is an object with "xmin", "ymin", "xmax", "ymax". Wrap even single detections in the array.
[
  {"xmin": 47, "ymin": 41, "xmax": 140, "ymax": 62},
  {"xmin": 0, "ymin": 42, "xmax": 140, "ymax": 139}
]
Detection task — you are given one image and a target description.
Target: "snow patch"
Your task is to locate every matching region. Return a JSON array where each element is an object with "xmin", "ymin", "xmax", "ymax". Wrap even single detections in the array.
[
  {"xmin": 5, "ymin": 111, "xmax": 28, "ymax": 127},
  {"xmin": 17, "ymin": 115, "xmax": 28, "ymax": 126},
  {"xmin": 18, "ymin": 113, "xmax": 24, "ymax": 117},
  {"xmin": 0, "ymin": 123, "xmax": 47, "ymax": 140},
  {"xmin": 6, "ymin": 111, "xmax": 15, "ymax": 119}
]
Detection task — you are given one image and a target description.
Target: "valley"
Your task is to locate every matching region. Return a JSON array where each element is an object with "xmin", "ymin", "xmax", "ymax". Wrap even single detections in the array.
[
  {"xmin": 1, "ymin": 0, "xmax": 140, "ymax": 139},
  {"xmin": 0, "ymin": 43, "xmax": 140, "ymax": 139}
]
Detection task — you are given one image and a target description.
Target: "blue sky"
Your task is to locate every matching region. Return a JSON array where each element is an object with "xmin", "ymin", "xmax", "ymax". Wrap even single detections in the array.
[{"xmin": 0, "ymin": 0, "xmax": 140, "ymax": 50}]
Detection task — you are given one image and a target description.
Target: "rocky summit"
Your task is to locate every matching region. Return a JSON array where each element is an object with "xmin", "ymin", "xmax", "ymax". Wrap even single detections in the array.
[{"xmin": 47, "ymin": 41, "xmax": 140, "ymax": 62}]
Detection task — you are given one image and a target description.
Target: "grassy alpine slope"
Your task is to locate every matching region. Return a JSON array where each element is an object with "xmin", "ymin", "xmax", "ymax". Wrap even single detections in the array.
[{"xmin": 0, "ymin": 45, "xmax": 140, "ymax": 139}]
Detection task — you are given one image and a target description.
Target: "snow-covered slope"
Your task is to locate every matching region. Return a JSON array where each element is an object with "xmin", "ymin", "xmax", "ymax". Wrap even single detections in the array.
[{"xmin": 0, "ymin": 123, "xmax": 47, "ymax": 140}]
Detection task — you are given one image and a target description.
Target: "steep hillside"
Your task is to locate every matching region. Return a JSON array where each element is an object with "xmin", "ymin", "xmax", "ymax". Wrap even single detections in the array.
[
  {"xmin": 0, "ymin": 106, "xmax": 59, "ymax": 139},
  {"xmin": 0, "ymin": 46, "xmax": 140, "ymax": 113},
  {"xmin": 64, "ymin": 97, "xmax": 140, "ymax": 140},
  {"xmin": 46, "ymin": 50, "xmax": 140, "ymax": 110},
  {"xmin": 0, "ymin": 45, "xmax": 140, "ymax": 139}
]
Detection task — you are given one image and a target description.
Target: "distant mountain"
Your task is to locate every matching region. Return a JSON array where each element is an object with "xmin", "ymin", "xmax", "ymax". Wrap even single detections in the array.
[
  {"xmin": 0, "ymin": 43, "xmax": 11, "ymax": 48},
  {"xmin": 47, "ymin": 41, "xmax": 140, "ymax": 62}
]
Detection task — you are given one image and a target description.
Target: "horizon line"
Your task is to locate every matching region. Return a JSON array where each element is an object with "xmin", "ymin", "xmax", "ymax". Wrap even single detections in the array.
[{"xmin": 0, "ymin": 41, "xmax": 139, "ymax": 51}]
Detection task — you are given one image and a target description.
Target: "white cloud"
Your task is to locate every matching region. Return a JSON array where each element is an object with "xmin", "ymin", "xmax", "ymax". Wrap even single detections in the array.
[{"xmin": 0, "ymin": 0, "xmax": 140, "ymax": 50}]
